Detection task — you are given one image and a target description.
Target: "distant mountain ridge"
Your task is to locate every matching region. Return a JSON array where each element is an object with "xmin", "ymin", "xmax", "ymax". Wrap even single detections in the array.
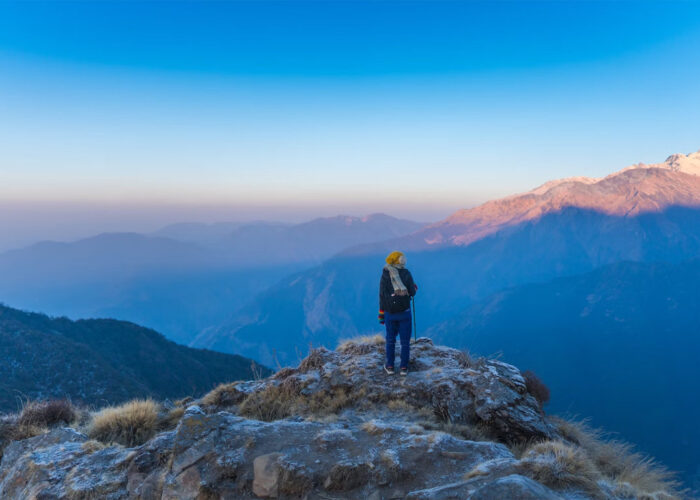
[
  {"xmin": 346, "ymin": 150, "xmax": 700, "ymax": 253},
  {"xmin": 198, "ymin": 151, "xmax": 700, "ymax": 366},
  {"xmin": 0, "ymin": 304, "xmax": 270, "ymax": 412},
  {"xmin": 208, "ymin": 213, "xmax": 424, "ymax": 266},
  {"xmin": 0, "ymin": 213, "xmax": 424, "ymax": 344}
]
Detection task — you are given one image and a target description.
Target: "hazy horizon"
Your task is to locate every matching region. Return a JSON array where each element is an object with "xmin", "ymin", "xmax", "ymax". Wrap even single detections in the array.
[
  {"xmin": 0, "ymin": 200, "xmax": 450, "ymax": 252},
  {"xmin": 2, "ymin": 146, "xmax": 699, "ymax": 252},
  {"xmin": 2, "ymin": 1, "xmax": 700, "ymax": 248}
]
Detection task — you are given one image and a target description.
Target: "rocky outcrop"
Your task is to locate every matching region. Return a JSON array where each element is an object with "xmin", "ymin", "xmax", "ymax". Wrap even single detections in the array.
[{"xmin": 0, "ymin": 338, "xmax": 678, "ymax": 499}]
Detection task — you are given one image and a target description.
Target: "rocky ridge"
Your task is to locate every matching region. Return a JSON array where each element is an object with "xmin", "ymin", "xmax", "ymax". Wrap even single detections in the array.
[{"xmin": 0, "ymin": 338, "xmax": 680, "ymax": 499}]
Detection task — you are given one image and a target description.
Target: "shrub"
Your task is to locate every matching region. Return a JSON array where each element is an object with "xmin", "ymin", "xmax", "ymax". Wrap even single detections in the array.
[
  {"xmin": 522, "ymin": 370, "xmax": 550, "ymax": 407},
  {"xmin": 88, "ymin": 399, "xmax": 159, "ymax": 447},
  {"xmin": 18, "ymin": 399, "xmax": 76, "ymax": 428}
]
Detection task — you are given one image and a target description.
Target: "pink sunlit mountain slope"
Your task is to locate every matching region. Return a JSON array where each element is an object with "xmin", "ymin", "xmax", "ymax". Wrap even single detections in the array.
[{"xmin": 386, "ymin": 150, "xmax": 700, "ymax": 250}]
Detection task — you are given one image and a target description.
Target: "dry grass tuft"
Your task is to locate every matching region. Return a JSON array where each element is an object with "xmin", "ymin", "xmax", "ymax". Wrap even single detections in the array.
[
  {"xmin": 238, "ymin": 377, "xmax": 360, "ymax": 422},
  {"xmin": 324, "ymin": 462, "xmax": 372, "ymax": 491},
  {"xmin": 336, "ymin": 334, "xmax": 384, "ymax": 355},
  {"xmin": 18, "ymin": 399, "xmax": 77, "ymax": 429},
  {"xmin": 81, "ymin": 439, "xmax": 106, "ymax": 454},
  {"xmin": 0, "ymin": 417, "xmax": 16, "ymax": 451},
  {"xmin": 420, "ymin": 420, "xmax": 492, "ymax": 443},
  {"xmin": 159, "ymin": 406, "xmax": 185, "ymax": 430},
  {"xmin": 0, "ymin": 416, "xmax": 45, "ymax": 452},
  {"xmin": 360, "ymin": 420, "xmax": 386, "ymax": 435},
  {"xmin": 456, "ymin": 350, "xmax": 473, "ymax": 369},
  {"xmin": 306, "ymin": 387, "xmax": 360, "ymax": 416},
  {"xmin": 386, "ymin": 399, "xmax": 434, "ymax": 420},
  {"xmin": 238, "ymin": 378, "xmax": 302, "ymax": 421},
  {"xmin": 88, "ymin": 399, "xmax": 160, "ymax": 447},
  {"xmin": 456, "ymin": 350, "xmax": 487, "ymax": 369},
  {"xmin": 518, "ymin": 440, "xmax": 603, "ymax": 497},
  {"xmin": 174, "ymin": 396, "xmax": 194, "ymax": 407},
  {"xmin": 0, "ymin": 399, "xmax": 80, "ymax": 456},
  {"xmin": 552, "ymin": 418, "xmax": 682, "ymax": 499},
  {"xmin": 298, "ymin": 348, "xmax": 329, "ymax": 372},
  {"xmin": 386, "ymin": 399, "xmax": 413, "ymax": 411},
  {"xmin": 201, "ymin": 382, "xmax": 246, "ymax": 408},
  {"xmin": 522, "ymin": 370, "xmax": 550, "ymax": 407},
  {"xmin": 273, "ymin": 367, "xmax": 297, "ymax": 380}
]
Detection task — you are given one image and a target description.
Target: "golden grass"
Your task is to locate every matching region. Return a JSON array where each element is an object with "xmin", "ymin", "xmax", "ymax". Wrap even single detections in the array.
[
  {"xmin": 81, "ymin": 439, "xmax": 106, "ymax": 454},
  {"xmin": 360, "ymin": 420, "xmax": 386, "ymax": 435},
  {"xmin": 518, "ymin": 440, "xmax": 603, "ymax": 497},
  {"xmin": 552, "ymin": 417, "xmax": 682, "ymax": 499},
  {"xmin": 200, "ymin": 381, "xmax": 245, "ymax": 407},
  {"xmin": 88, "ymin": 399, "xmax": 159, "ymax": 447},
  {"xmin": 298, "ymin": 348, "xmax": 328, "ymax": 372},
  {"xmin": 336, "ymin": 334, "xmax": 384, "ymax": 355},
  {"xmin": 237, "ymin": 377, "xmax": 362, "ymax": 422},
  {"xmin": 238, "ymin": 379, "xmax": 302, "ymax": 421},
  {"xmin": 413, "ymin": 415, "xmax": 495, "ymax": 444}
]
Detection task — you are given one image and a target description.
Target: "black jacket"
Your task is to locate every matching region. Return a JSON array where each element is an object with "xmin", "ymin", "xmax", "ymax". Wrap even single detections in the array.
[{"xmin": 379, "ymin": 267, "xmax": 417, "ymax": 313}]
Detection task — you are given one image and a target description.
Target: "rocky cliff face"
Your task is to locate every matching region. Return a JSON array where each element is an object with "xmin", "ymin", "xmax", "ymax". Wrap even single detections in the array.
[{"xmin": 0, "ymin": 338, "xmax": 680, "ymax": 499}]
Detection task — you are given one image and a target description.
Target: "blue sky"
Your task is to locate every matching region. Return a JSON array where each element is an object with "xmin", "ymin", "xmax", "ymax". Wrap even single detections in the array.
[{"xmin": 1, "ymin": 1, "xmax": 700, "ymax": 246}]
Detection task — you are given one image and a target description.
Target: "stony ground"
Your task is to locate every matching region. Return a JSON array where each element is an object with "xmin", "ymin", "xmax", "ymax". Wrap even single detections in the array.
[{"xmin": 0, "ymin": 338, "xmax": 681, "ymax": 499}]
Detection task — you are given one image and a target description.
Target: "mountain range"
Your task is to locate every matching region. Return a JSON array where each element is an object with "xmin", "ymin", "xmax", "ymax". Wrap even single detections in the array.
[
  {"xmin": 2, "ymin": 150, "xmax": 699, "ymax": 486},
  {"xmin": 0, "ymin": 214, "xmax": 423, "ymax": 344},
  {"xmin": 190, "ymin": 150, "xmax": 700, "ymax": 488},
  {"xmin": 0, "ymin": 303, "xmax": 270, "ymax": 412},
  {"xmin": 199, "ymin": 151, "xmax": 700, "ymax": 364}
]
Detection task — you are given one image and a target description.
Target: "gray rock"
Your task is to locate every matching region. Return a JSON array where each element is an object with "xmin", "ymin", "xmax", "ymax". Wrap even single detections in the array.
[
  {"xmin": 232, "ymin": 338, "xmax": 554, "ymax": 442},
  {"xmin": 183, "ymin": 404, "xmax": 205, "ymax": 416},
  {"xmin": 0, "ymin": 427, "xmax": 87, "ymax": 470},
  {"xmin": 469, "ymin": 474, "xmax": 565, "ymax": 499},
  {"xmin": 0, "ymin": 339, "xmax": 667, "ymax": 499}
]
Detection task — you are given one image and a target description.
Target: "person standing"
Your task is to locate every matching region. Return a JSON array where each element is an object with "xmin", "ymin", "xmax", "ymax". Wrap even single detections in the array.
[{"xmin": 378, "ymin": 251, "xmax": 418, "ymax": 376}]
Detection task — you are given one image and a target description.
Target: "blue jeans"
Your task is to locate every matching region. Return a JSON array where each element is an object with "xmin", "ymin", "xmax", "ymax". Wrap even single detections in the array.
[{"xmin": 385, "ymin": 309, "xmax": 412, "ymax": 369}]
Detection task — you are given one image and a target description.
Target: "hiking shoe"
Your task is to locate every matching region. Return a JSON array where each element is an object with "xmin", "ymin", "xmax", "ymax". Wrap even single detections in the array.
[
  {"xmin": 384, "ymin": 365, "xmax": 395, "ymax": 375},
  {"xmin": 400, "ymin": 367, "xmax": 408, "ymax": 376}
]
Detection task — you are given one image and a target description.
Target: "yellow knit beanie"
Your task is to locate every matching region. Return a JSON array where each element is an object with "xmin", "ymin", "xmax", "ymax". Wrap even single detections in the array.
[{"xmin": 385, "ymin": 251, "xmax": 405, "ymax": 266}]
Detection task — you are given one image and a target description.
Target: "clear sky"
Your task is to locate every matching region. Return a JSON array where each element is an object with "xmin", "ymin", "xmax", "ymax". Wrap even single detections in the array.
[{"xmin": 2, "ymin": 1, "xmax": 700, "ymax": 249}]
